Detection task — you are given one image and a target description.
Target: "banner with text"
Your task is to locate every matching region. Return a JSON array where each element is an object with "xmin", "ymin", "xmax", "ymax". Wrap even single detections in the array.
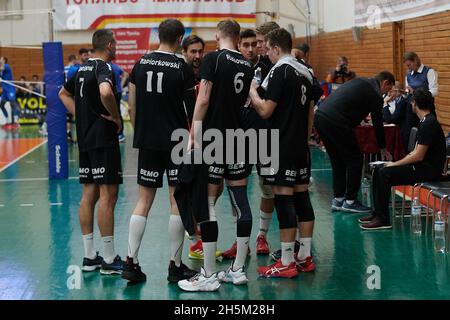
[
  {"xmin": 55, "ymin": 0, "xmax": 256, "ymax": 30},
  {"xmin": 355, "ymin": 0, "xmax": 450, "ymax": 27},
  {"xmin": 112, "ymin": 27, "xmax": 192, "ymax": 73}
]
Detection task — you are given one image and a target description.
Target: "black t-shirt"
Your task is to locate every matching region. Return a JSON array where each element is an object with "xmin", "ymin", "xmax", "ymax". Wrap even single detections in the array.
[
  {"xmin": 316, "ymin": 78, "xmax": 386, "ymax": 149},
  {"xmin": 130, "ymin": 51, "xmax": 196, "ymax": 151},
  {"xmin": 416, "ymin": 113, "xmax": 446, "ymax": 172},
  {"xmin": 265, "ymin": 64, "xmax": 312, "ymax": 158},
  {"xmin": 64, "ymin": 58, "xmax": 118, "ymax": 152},
  {"xmin": 200, "ymin": 49, "xmax": 254, "ymax": 132}
]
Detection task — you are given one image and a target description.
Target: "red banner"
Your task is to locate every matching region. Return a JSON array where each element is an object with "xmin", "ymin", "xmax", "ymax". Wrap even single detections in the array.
[{"xmin": 113, "ymin": 28, "xmax": 151, "ymax": 73}]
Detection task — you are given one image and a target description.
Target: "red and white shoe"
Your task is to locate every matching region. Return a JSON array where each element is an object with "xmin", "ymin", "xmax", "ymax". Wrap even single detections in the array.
[
  {"xmin": 257, "ymin": 260, "xmax": 298, "ymax": 278},
  {"xmin": 188, "ymin": 239, "xmax": 222, "ymax": 260},
  {"xmin": 296, "ymin": 256, "xmax": 316, "ymax": 273},
  {"xmin": 256, "ymin": 235, "xmax": 270, "ymax": 255},
  {"xmin": 222, "ymin": 242, "xmax": 251, "ymax": 260}
]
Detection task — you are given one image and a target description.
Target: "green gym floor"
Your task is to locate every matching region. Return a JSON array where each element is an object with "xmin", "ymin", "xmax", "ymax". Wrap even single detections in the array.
[{"xmin": 1, "ymin": 124, "xmax": 450, "ymax": 300}]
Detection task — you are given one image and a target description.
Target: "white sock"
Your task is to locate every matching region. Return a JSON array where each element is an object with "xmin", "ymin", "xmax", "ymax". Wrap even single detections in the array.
[
  {"xmin": 128, "ymin": 215, "xmax": 147, "ymax": 264},
  {"xmin": 298, "ymin": 238, "xmax": 312, "ymax": 261},
  {"xmin": 281, "ymin": 242, "xmax": 295, "ymax": 266},
  {"xmin": 102, "ymin": 236, "xmax": 115, "ymax": 264},
  {"xmin": 336, "ymin": 197, "xmax": 345, "ymax": 202},
  {"xmin": 296, "ymin": 229, "xmax": 300, "ymax": 242},
  {"xmin": 208, "ymin": 197, "xmax": 217, "ymax": 222},
  {"xmin": 169, "ymin": 215, "xmax": 185, "ymax": 267},
  {"xmin": 258, "ymin": 210, "xmax": 272, "ymax": 237},
  {"xmin": 203, "ymin": 242, "xmax": 217, "ymax": 277},
  {"xmin": 234, "ymin": 237, "xmax": 250, "ymax": 270},
  {"xmin": 346, "ymin": 200, "xmax": 355, "ymax": 205},
  {"xmin": 82, "ymin": 233, "xmax": 96, "ymax": 259}
]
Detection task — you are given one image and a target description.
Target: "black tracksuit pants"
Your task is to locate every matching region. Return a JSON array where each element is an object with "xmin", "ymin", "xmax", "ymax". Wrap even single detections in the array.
[
  {"xmin": 372, "ymin": 164, "xmax": 441, "ymax": 223},
  {"xmin": 314, "ymin": 113, "xmax": 363, "ymax": 201}
]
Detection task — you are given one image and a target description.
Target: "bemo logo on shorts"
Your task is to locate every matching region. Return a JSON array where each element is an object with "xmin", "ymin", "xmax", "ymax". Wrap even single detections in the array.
[
  {"xmin": 92, "ymin": 167, "xmax": 106, "ymax": 175},
  {"xmin": 79, "ymin": 168, "xmax": 90, "ymax": 174},
  {"xmin": 140, "ymin": 169, "xmax": 160, "ymax": 178}
]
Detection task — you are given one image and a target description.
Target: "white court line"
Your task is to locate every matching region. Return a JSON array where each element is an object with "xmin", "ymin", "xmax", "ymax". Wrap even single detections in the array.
[
  {"xmin": 0, "ymin": 204, "xmax": 4, "ymax": 207},
  {"xmin": 0, "ymin": 175, "xmax": 138, "ymax": 183},
  {"xmin": 0, "ymin": 140, "xmax": 48, "ymax": 174},
  {"xmin": 20, "ymin": 204, "xmax": 34, "ymax": 207},
  {"xmin": 50, "ymin": 203, "xmax": 63, "ymax": 206}
]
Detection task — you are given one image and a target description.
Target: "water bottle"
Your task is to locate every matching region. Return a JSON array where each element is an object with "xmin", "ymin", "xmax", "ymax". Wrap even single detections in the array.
[
  {"xmin": 434, "ymin": 212, "xmax": 446, "ymax": 253},
  {"xmin": 361, "ymin": 178, "xmax": 371, "ymax": 207},
  {"xmin": 411, "ymin": 197, "xmax": 422, "ymax": 235},
  {"xmin": 253, "ymin": 67, "xmax": 262, "ymax": 85}
]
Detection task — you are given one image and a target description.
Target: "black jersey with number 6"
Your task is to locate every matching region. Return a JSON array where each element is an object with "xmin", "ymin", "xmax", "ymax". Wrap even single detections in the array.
[
  {"xmin": 200, "ymin": 49, "xmax": 254, "ymax": 132},
  {"xmin": 265, "ymin": 64, "xmax": 312, "ymax": 155},
  {"xmin": 64, "ymin": 58, "xmax": 118, "ymax": 152},
  {"xmin": 130, "ymin": 51, "xmax": 196, "ymax": 151}
]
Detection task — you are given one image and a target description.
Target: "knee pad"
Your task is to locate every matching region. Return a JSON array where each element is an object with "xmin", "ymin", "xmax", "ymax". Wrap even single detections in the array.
[
  {"xmin": 294, "ymin": 191, "xmax": 315, "ymax": 222},
  {"xmin": 259, "ymin": 176, "xmax": 274, "ymax": 200},
  {"xmin": 199, "ymin": 221, "xmax": 218, "ymax": 243},
  {"xmin": 227, "ymin": 186, "xmax": 253, "ymax": 237},
  {"xmin": 227, "ymin": 186, "xmax": 252, "ymax": 222},
  {"xmin": 274, "ymin": 195, "xmax": 297, "ymax": 229}
]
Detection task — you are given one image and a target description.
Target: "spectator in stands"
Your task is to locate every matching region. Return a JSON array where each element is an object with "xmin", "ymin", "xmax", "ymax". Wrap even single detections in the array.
[
  {"xmin": 403, "ymin": 52, "xmax": 439, "ymax": 142},
  {"xmin": 326, "ymin": 56, "xmax": 356, "ymax": 84},
  {"xmin": 360, "ymin": 89, "xmax": 446, "ymax": 230},
  {"xmin": 404, "ymin": 52, "xmax": 438, "ymax": 97},
  {"xmin": 382, "ymin": 82, "xmax": 410, "ymax": 149},
  {"xmin": 16, "ymin": 76, "xmax": 31, "ymax": 99},
  {"xmin": 64, "ymin": 54, "xmax": 77, "ymax": 80},
  {"xmin": 30, "ymin": 75, "xmax": 44, "ymax": 95}
]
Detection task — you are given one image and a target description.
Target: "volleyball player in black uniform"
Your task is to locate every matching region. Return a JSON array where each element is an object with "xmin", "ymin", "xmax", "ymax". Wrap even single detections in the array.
[
  {"xmin": 59, "ymin": 29, "xmax": 124, "ymax": 275},
  {"xmin": 178, "ymin": 20, "xmax": 254, "ymax": 292},
  {"xmin": 121, "ymin": 19, "xmax": 198, "ymax": 284},
  {"xmin": 250, "ymin": 28, "xmax": 314, "ymax": 278}
]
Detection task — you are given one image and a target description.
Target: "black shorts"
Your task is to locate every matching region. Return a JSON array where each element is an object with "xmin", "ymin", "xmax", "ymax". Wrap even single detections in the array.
[
  {"xmin": 138, "ymin": 149, "xmax": 178, "ymax": 188},
  {"xmin": 79, "ymin": 145, "xmax": 123, "ymax": 185},
  {"xmin": 208, "ymin": 163, "xmax": 253, "ymax": 185},
  {"xmin": 263, "ymin": 149, "xmax": 311, "ymax": 187}
]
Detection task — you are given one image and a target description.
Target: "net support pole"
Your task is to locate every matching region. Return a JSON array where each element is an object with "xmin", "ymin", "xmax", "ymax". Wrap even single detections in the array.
[{"xmin": 43, "ymin": 42, "xmax": 68, "ymax": 180}]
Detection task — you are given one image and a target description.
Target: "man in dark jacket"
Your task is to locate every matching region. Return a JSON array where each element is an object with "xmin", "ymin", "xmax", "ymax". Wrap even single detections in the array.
[{"xmin": 314, "ymin": 71, "xmax": 395, "ymax": 213}]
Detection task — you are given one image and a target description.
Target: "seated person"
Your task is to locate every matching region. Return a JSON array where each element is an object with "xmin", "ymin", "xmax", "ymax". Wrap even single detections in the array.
[
  {"xmin": 382, "ymin": 82, "xmax": 409, "ymax": 149},
  {"xmin": 360, "ymin": 89, "xmax": 447, "ymax": 231},
  {"xmin": 326, "ymin": 56, "xmax": 356, "ymax": 84}
]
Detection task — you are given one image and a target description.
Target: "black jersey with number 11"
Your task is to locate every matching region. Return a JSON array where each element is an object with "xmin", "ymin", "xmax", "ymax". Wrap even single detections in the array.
[{"xmin": 130, "ymin": 51, "xmax": 196, "ymax": 151}]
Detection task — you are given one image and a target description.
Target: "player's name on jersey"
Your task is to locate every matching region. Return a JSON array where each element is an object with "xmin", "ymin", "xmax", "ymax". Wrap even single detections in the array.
[
  {"xmin": 79, "ymin": 65, "xmax": 94, "ymax": 72},
  {"xmin": 226, "ymin": 54, "xmax": 252, "ymax": 67},
  {"xmin": 139, "ymin": 58, "xmax": 182, "ymax": 69}
]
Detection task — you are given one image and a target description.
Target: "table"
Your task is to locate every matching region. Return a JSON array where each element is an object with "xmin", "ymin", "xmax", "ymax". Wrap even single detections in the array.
[{"xmin": 355, "ymin": 124, "xmax": 406, "ymax": 161}]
